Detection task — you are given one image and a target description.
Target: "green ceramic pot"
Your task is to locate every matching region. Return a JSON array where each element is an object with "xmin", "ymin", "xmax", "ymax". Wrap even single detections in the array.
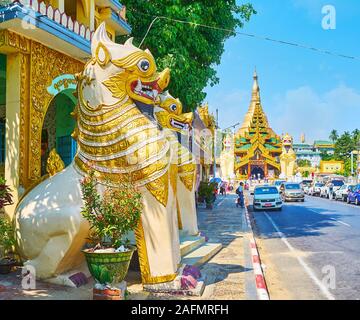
[{"xmin": 83, "ymin": 246, "xmax": 136, "ymax": 285}]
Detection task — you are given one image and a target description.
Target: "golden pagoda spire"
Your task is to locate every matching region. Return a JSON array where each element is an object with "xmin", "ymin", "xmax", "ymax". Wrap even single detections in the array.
[
  {"xmin": 252, "ymin": 67, "xmax": 260, "ymax": 101},
  {"xmin": 237, "ymin": 69, "xmax": 267, "ymax": 136}
]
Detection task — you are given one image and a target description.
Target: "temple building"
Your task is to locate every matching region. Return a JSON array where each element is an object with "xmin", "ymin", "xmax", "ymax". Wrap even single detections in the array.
[
  {"xmin": 0, "ymin": 0, "xmax": 130, "ymax": 218},
  {"xmin": 191, "ymin": 104, "xmax": 216, "ymax": 183},
  {"xmin": 234, "ymin": 71, "xmax": 282, "ymax": 179}
]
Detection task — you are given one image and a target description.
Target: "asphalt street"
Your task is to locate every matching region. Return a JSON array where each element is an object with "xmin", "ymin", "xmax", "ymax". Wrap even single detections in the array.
[{"xmin": 249, "ymin": 194, "xmax": 360, "ymax": 300}]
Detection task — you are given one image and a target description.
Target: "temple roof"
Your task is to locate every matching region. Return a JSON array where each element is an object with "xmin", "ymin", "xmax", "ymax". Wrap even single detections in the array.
[
  {"xmin": 237, "ymin": 70, "xmax": 274, "ymax": 136},
  {"xmin": 234, "ymin": 71, "xmax": 282, "ymax": 172}
]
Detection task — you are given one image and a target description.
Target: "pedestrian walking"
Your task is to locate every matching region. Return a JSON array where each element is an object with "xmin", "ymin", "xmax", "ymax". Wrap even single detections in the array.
[{"xmin": 236, "ymin": 182, "xmax": 245, "ymax": 208}]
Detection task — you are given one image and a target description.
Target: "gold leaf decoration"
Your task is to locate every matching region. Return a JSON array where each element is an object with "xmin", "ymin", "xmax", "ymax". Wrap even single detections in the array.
[
  {"xmin": 103, "ymin": 72, "xmax": 128, "ymax": 100},
  {"xmin": 145, "ymin": 172, "xmax": 169, "ymax": 207}
]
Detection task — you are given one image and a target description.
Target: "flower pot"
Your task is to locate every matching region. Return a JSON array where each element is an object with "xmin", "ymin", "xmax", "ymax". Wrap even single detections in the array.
[
  {"xmin": 83, "ymin": 246, "xmax": 136, "ymax": 285},
  {"xmin": 0, "ymin": 258, "xmax": 16, "ymax": 274}
]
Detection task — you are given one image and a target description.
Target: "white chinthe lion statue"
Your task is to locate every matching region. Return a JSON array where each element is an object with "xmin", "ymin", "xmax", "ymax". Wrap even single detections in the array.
[{"xmin": 15, "ymin": 22, "xmax": 184, "ymax": 287}]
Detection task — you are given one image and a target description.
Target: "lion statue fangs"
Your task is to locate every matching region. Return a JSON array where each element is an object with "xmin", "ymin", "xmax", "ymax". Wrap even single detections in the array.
[
  {"xmin": 15, "ymin": 22, "xmax": 184, "ymax": 287},
  {"xmin": 154, "ymin": 91, "xmax": 199, "ymax": 236}
]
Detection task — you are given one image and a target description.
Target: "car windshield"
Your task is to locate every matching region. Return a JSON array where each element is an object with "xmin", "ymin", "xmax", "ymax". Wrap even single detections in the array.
[
  {"xmin": 255, "ymin": 187, "xmax": 278, "ymax": 195},
  {"xmin": 274, "ymin": 181, "xmax": 285, "ymax": 186},
  {"xmin": 315, "ymin": 183, "xmax": 324, "ymax": 187},
  {"xmin": 285, "ymin": 184, "xmax": 301, "ymax": 190},
  {"xmin": 331, "ymin": 180, "xmax": 344, "ymax": 186}
]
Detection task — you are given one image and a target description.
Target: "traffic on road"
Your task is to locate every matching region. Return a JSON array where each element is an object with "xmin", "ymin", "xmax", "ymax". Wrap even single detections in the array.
[{"xmin": 243, "ymin": 176, "xmax": 360, "ymax": 300}]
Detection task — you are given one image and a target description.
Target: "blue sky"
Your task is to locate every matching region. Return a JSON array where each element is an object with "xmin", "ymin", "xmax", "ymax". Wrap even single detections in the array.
[{"xmin": 204, "ymin": 0, "xmax": 360, "ymax": 143}]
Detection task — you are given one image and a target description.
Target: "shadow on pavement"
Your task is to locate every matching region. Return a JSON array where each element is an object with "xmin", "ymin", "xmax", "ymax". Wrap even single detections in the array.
[{"xmin": 247, "ymin": 201, "xmax": 350, "ymax": 239}]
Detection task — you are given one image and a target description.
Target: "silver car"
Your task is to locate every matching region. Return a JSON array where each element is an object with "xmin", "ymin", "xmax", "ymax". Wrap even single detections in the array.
[{"xmin": 281, "ymin": 183, "xmax": 305, "ymax": 202}]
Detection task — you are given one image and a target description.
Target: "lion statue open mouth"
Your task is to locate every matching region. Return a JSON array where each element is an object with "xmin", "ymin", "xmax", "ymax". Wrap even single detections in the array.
[{"xmin": 15, "ymin": 23, "xmax": 183, "ymax": 287}]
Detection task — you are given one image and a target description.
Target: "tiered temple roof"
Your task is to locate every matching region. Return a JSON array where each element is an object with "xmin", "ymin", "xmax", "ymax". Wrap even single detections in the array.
[{"xmin": 234, "ymin": 71, "xmax": 282, "ymax": 177}]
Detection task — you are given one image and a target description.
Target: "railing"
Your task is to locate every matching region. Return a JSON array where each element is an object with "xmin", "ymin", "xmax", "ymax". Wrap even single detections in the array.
[{"xmin": 10, "ymin": 0, "xmax": 93, "ymax": 41}]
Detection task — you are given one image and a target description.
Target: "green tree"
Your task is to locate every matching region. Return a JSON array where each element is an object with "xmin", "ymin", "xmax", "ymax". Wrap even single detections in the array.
[
  {"xmin": 332, "ymin": 131, "xmax": 355, "ymax": 176},
  {"xmin": 334, "ymin": 131, "xmax": 354, "ymax": 160},
  {"xmin": 329, "ymin": 129, "xmax": 338, "ymax": 143},
  {"xmin": 352, "ymin": 129, "xmax": 360, "ymax": 145},
  {"xmin": 118, "ymin": 1, "xmax": 256, "ymax": 111},
  {"xmin": 297, "ymin": 159, "xmax": 311, "ymax": 167},
  {"xmin": 320, "ymin": 150, "xmax": 334, "ymax": 161}
]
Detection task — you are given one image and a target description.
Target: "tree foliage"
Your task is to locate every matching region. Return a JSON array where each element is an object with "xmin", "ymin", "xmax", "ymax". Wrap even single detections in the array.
[
  {"xmin": 297, "ymin": 159, "xmax": 311, "ymax": 168},
  {"xmin": 323, "ymin": 129, "xmax": 360, "ymax": 176},
  {"xmin": 118, "ymin": 1, "xmax": 256, "ymax": 111},
  {"xmin": 329, "ymin": 129, "xmax": 338, "ymax": 142}
]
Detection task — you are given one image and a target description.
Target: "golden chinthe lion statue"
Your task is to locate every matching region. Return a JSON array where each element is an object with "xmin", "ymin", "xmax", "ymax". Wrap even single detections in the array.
[
  {"xmin": 15, "ymin": 23, "xmax": 184, "ymax": 287},
  {"xmin": 154, "ymin": 91, "xmax": 199, "ymax": 236}
]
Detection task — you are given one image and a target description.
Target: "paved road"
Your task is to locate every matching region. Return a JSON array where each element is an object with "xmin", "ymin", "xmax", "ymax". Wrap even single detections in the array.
[{"xmin": 249, "ymin": 194, "xmax": 360, "ymax": 300}]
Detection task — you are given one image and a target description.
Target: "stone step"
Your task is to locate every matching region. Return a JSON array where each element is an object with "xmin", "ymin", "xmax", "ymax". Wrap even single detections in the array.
[
  {"xmin": 181, "ymin": 243, "xmax": 222, "ymax": 267},
  {"xmin": 180, "ymin": 235, "xmax": 206, "ymax": 257}
]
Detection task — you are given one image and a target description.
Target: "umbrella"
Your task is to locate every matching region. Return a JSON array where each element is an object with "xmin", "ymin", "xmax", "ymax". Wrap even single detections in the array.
[{"xmin": 210, "ymin": 177, "xmax": 222, "ymax": 184}]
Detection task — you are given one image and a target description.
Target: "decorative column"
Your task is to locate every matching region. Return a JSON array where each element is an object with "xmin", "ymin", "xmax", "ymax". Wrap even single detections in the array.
[{"xmin": 0, "ymin": 30, "xmax": 31, "ymax": 219}]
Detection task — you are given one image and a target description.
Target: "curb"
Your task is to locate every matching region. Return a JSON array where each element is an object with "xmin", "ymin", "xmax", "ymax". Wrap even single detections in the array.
[{"xmin": 244, "ymin": 196, "xmax": 270, "ymax": 300}]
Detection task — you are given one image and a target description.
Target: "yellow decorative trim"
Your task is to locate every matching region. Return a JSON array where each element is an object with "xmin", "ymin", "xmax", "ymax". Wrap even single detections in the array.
[
  {"xmin": 135, "ymin": 220, "xmax": 177, "ymax": 284},
  {"xmin": 19, "ymin": 53, "xmax": 30, "ymax": 188},
  {"xmin": 0, "ymin": 30, "xmax": 30, "ymax": 54},
  {"xmin": 145, "ymin": 172, "xmax": 169, "ymax": 207},
  {"xmin": 176, "ymin": 197, "xmax": 183, "ymax": 230},
  {"xmin": 46, "ymin": 149, "xmax": 65, "ymax": 177},
  {"xmin": 28, "ymin": 41, "xmax": 83, "ymax": 183},
  {"xmin": 169, "ymin": 164, "xmax": 178, "ymax": 194},
  {"xmin": 95, "ymin": 42, "xmax": 111, "ymax": 67}
]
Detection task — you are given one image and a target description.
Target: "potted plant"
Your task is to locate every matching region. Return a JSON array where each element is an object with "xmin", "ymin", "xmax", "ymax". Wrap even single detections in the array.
[
  {"xmin": 198, "ymin": 181, "xmax": 216, "ymax": 209},
  {"xmin": 0, "ymin": 177, "xmax": 16, "ymax": 274},
  {"xmin": 80, "ymin": 169, "xmax": 142, "ymax": 286}
]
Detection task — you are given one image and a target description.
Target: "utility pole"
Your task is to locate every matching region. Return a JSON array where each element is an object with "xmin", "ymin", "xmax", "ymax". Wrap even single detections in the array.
[
  {"xmin": 357, "ymin": 141, "xmax": 360, "ymax": 183},
  {"xmin": 213, "ymin": 109, "xmax": 218, "ymax": 178}
]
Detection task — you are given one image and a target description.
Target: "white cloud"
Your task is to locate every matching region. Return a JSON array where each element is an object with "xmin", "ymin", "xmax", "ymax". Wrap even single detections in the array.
[
  {"xmin": 206, "ymin": 84, "xmax": 360, "ymax": 143},
  {"xmin": 206, "ymin": 89, "xmax": 249, "ymax": 129},
  {"xmin": 267, "ymin": 85, "xmax": 360, "ymax": 142}
]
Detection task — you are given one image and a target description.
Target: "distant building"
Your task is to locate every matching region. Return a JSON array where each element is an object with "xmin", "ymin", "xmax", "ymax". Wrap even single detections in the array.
[
  {"xmin": 293, "ymin": 138, "xmax": 335, "ymax": 168},
  {"xmin": 293, "ymin": 143, "xmax": 321, "ymax": 167},
  {"xmin": 314, "ymin": 140, "xmax": 335, "ymax": 154},
  {"xmin": 320, "ymin": 160, "xmax": 344, "ymax": 174},
  {"xmin": 0, "ymin": 0, "xmax": 131, "ymax": 218}
]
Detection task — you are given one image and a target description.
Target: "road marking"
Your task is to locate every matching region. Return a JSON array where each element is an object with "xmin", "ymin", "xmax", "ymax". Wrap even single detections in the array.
[
  {"xmin": 263, "ymin": 212, "xmax": 336, "ymax": 300},
  {"xmin": 331, "ymin": 219, "xmax": 351, "ymax": 227},
  {"xmin": 216, "ymin": 198, "xmax": 226, "ymax": 207},
  {"xmin": 308, "ymin": 209, "xmax": 351, "ymax": 227}
]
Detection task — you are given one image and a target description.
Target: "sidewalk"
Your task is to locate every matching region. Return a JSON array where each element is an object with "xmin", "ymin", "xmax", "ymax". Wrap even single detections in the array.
[
  {"xmin": 194, "ymin": 194, "xmax": 257, "ymax": 300},
  {"xmin": 0, "ymin": 194, "xmax": 256, "ymax": 300}
]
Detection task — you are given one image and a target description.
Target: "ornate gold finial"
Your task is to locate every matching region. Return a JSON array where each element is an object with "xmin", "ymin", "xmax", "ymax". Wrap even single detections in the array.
[
  {"xmin": 300, "ymin": 133, "xmax": 305, "ymax": 143},
  {"xmin": 46, "ymin": 149, "xmax": 65, "ymax": 177}
]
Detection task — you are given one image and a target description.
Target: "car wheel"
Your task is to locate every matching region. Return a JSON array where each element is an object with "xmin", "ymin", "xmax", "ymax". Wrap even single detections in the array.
[
  {"xmin": 356, "ymin": 198, "xmax": 360, "ymax": 206},
  {"xmin": 277, "ymin": 207, "xmax": 282, "ymax": 211},
  {"xmin": 301, "ymin": 199, "xmax": 305, "ymax": 202},
  {"xmin": 343, "ymin": 195, "xmax": 347, "ymax": 202}
]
